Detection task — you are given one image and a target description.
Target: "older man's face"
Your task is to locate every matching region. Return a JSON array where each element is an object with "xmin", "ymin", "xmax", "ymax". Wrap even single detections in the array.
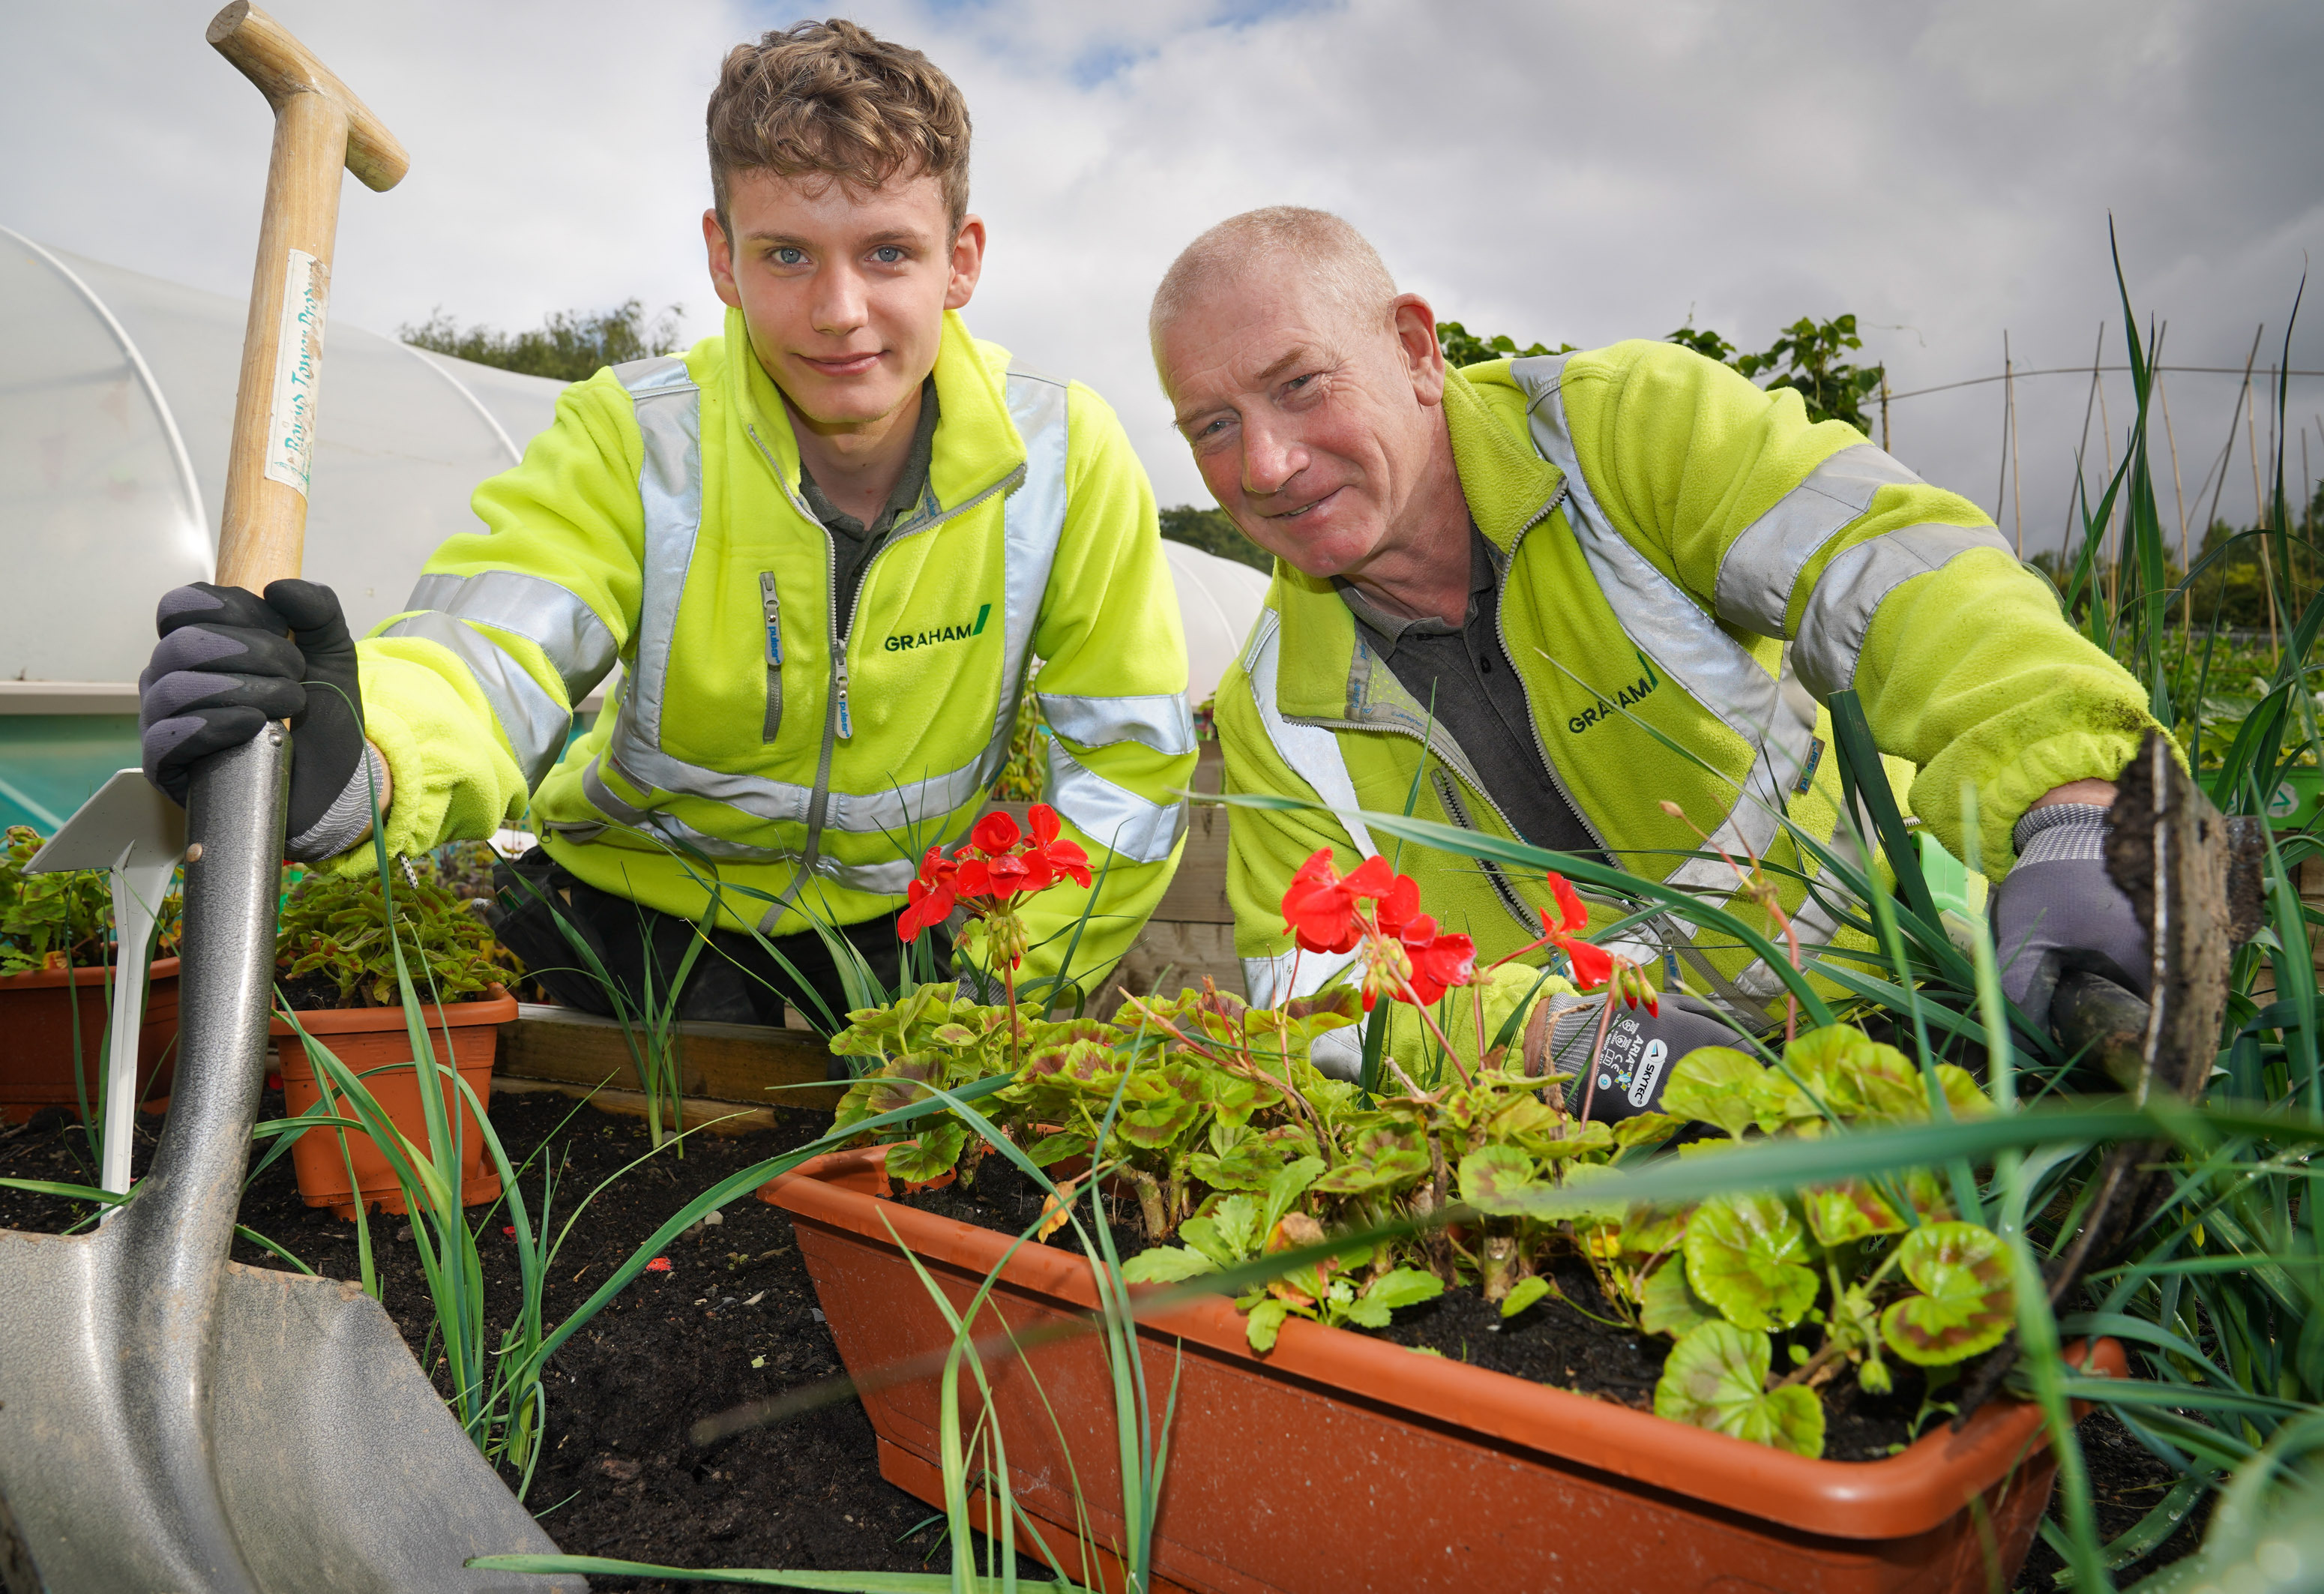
[{"xmin": 1160, "ymin": 271, "xmax": 1442, "ymax": 580}]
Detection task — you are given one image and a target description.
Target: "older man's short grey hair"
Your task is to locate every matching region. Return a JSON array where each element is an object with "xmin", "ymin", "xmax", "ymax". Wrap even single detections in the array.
[{"xmin": 1149, "ymin": 205, "xmax": 1399, "ymax": 361}]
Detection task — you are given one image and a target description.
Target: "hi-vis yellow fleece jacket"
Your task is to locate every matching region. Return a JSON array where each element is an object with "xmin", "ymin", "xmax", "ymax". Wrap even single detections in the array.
[
  {"xmin": 348, "ymin": 307, "xmax": 1196, "ymax": 1001},
  {"xmin": 1217, "ymin": 340, "xmax": 2157, "ymax": 1038}
]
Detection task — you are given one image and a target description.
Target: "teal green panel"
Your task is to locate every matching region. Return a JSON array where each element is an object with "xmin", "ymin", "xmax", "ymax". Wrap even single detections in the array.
[
  {"xmin": 0, "ymin": 711, "xmax": 602, "ymax": 837},
  {"xmin": 0, "ymin": 716, "xmax": 142, "ymax": 834}
]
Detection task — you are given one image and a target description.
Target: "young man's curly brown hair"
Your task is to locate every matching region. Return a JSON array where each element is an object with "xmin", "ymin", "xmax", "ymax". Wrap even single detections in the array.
[{"xmin": 706, "ymin": 19, "xmax": 972, "ymax": 238}]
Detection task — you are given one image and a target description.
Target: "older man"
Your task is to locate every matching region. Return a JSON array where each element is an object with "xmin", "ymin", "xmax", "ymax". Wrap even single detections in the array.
[{"xmin": 1150, "ymin": 206, "xmax": 2152, "ymax": 1103}]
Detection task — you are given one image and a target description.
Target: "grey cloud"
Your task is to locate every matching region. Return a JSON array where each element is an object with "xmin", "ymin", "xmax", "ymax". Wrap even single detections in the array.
[{"xmin": 5, "ymin": 0, "xmax": 2317, "ymax": 559}]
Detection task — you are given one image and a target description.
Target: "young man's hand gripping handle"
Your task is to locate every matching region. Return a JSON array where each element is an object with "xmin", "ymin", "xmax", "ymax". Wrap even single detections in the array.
[{"xmin": 140, "ymin": 581, "xmax": 388, "ymax": 861}]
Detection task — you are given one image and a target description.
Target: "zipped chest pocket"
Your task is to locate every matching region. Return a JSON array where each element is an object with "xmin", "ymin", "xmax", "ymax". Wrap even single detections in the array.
[{"xmin": 759, "ymin": 570, "xmax": 782, "ymax": 744}]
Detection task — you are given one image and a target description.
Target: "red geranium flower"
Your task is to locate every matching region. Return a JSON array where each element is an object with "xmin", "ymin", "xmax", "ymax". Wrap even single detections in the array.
[
  {"xmin": 1025, "ymin": 803, "xmax": 1091, "ymax": 888},
  {"xmin": 1540, "ymin": 872, "xmax": 1613, "ymax": 990},
  {"xmin": 895, "ymin": 803, "xmax": 1094, "ymax": 955},
  {"xmin": 1283, "ymin": 849, "xmax": 1478, "ymax": 1013}
]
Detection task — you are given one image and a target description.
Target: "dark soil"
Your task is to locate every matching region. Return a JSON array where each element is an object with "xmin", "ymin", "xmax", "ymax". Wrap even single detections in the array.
[
  {"xmin": 906, "ymin": 1155, "xmax": 1928, "ymax": 1459},
  {"xmin": 0, "ymin": 1092, "xmax": 1039, "ymax": 1592},
  {"xmin": 0, "ymin": 1100, "xmax": 2211, "ymax": 1590}
]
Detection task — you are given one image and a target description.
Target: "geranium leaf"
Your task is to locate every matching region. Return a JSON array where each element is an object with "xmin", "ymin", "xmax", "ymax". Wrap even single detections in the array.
[
  {"xmin": 1801, "ymin": 1179, "xmax": 1905, "ymax": 1247},
  {"xmin": 1458, "ymin": 1145, "xmax": 1540, "ymax": 1215},
  {"xmin": 883, "ymin": 1120, "xmax": 967, "ymax": 1187},
  {"xmin": 1261, "ymin": 1157, "xmax": 1325, "ymax": 1231},
  {"xmin": 1121, "ymin": 1246, "xmax": 1217, "ymax": 1284},
  {"xmin": 1026, "ymin": 1131, "xmax": 1091, "ymax": 1169},
  {"xmin": 1500, "ymin": 1275, "xmax": 1552, "ymax": 1318},
  {"xmin": 1652, "ymin": 1320, "xmax": 1825, "ymax": 1458},
  {"xmin": 1879, "ymin": 1221, "xmax": 2014, "ymax": 1366},
  {"xmin": 1682, "ymin": 1194, "xmax": 1819, "ymax": 1331},
  {"xmin": 1612, "ymin": 1112, "xmax": 1688, "ymax": 1148},
  {"xmin": 1659, "ymin": 1047, "xmax": 1762, "ymax": 1138},
  {"xmin": 1365, "ymin": 1267, "xmax": 1445, "ymax": 1313},
  {"xmin": 1639, "ymin": 1257, "xmax": 1718, "ymax": 1338}
]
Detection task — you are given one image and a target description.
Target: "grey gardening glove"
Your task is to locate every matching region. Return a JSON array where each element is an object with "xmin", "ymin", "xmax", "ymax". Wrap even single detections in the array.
[
  {"xmin": 139, "ymin": 580, "xmax": 381, "ymax": 861},
  {"xmin": 1535, "ymin": 991, "xmax": 1738, "ymax": 1124},
  {"xmin": 1991, "ymin": 803, "xmax": 2150, "ymax": 1034}
]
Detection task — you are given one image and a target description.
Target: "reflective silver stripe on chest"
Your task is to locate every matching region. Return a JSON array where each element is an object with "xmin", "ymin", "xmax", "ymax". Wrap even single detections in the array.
[
  {"xmin": 1238, "ymin": 607, "xmax": 1371, "ymax": 1004},
  {"xmin": 591, "ymin": 361, "xmax": 1074, "ymax": 866},
  {"xmin": 1506, "ymin": 355, "xmax": 1812, "ymax": 895}
]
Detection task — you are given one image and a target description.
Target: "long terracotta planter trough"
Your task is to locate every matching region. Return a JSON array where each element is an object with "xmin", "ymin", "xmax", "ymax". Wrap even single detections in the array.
[{"xmin": 762, "ymin": 1146, "xmax": 2123, "ymax": 1594}]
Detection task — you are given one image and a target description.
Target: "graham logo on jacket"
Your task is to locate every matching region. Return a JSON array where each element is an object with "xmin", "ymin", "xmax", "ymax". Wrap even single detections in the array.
[
  {"xmin": 885, "ymin": 604, "xmax": 992, "ymax": 652},
  {"xmin": 1566, "ymin": 651, "xmax": 1662, "ymax": 736}
]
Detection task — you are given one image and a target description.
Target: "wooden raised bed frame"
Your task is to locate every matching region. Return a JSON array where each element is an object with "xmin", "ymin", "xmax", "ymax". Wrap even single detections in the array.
[{"xmin": 763, "ymin": 1146, "xmax": 2123, "ymax": 1594}]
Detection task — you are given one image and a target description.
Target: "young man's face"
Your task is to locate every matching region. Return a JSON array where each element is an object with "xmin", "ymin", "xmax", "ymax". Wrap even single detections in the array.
[
  {"xmin": 705, "ymin": 168, "xmax": 984, "ymax": 430},
  {"xmin": 1158, "ymin": 271, "xmax": 1447, "ymax": 580}
]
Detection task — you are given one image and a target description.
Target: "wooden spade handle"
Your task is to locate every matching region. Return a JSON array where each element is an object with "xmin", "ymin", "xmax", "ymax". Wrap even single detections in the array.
[{"xmin": 205, "ymin": 2, "xmax": 408, "ymax": 592}]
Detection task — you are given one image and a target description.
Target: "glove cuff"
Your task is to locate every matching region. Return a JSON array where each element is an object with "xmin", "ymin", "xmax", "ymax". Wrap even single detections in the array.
[
  {"xmin": 285, "ymin": 743, "xmax": 388, "ymax": 863},
  {"xmin": 2012, "ymin": 801, "xmax": 2111, "ymax": 867}
]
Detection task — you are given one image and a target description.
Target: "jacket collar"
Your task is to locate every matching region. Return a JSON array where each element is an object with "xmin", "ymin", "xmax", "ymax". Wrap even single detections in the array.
[
  {"xmin": 1263, "ymin": 365, "xmax": 1564, "ymax": 723},
  {"xmin": 725, "ymin": 306, "xmax": 1026, "ymax": 524}
]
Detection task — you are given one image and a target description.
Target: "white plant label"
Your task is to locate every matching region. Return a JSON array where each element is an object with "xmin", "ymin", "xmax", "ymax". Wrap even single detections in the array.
[{"xmin": 263, "ymin": 248, "xmax": 329, "ymax": 496}]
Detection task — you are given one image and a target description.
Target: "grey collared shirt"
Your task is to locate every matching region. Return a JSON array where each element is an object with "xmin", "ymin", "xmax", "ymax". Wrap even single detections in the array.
[
  {"xmin": 798, "ymin": 377, "xmax": 939, "ymax": 639},
  {"xmin": 1337, "ymin": 530, "xmax": 1599, "ymax": 860}
]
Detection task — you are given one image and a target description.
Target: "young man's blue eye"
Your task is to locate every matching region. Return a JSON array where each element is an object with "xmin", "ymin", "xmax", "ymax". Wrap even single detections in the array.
[
  {"xmin": 873, "ymin": 247, "xmax": 904, "ymax": 263},
  {"xmin": 774, "ymin": 247, "xmax": 806, "ymax": 266}
]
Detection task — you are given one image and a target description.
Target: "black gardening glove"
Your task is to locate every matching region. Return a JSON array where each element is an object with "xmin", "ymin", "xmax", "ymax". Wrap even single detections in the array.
[
  {"xmin": 1538, "ymin": 992, "xmax": 1739, "ymax": 1124},
  {"xmin": 139, "ymin": 580, "xmax": 377, "ymax": 860},
  {"xmin": 1991, "ymin": 803, "xmax": 2149, "ymax": 1034}
]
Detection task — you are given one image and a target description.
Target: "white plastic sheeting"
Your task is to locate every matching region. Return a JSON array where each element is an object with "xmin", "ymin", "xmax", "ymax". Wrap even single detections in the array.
[
  {"xmin": 1161, "ymin": 541, "xmax": 1271, "ymax": 704},
  {"xmin": 0, "ymin": 229, "xmax": 559, "ymax": 686},
  {"xmin": 0, "ymin": 230, "xmax": 1271, "ymax": 700}
]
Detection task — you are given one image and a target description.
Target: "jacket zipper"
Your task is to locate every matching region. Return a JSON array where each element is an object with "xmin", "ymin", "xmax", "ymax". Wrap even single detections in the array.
[
  {"xmin": 744, "ymin": 422, "xmax": 1028, "ymax": 748},
  {"xmin": 759, "ymin": 570, "xmax": 783, "ymax": 743},
  {"xmin": 1427, "ymin": 766, "xmax": 1538, "ymax": 930}
]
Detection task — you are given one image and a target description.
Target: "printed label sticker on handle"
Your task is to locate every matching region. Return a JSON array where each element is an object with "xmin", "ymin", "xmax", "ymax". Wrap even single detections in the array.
[{"xmin": 264, "ymin": 248, "xmax": 331, "ymax": 496}]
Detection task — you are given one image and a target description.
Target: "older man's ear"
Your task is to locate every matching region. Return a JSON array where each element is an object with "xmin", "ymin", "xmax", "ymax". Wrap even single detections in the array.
[{"xmin": 1391, "ymin": 292, "xmax": 1447, "ymax": 404}]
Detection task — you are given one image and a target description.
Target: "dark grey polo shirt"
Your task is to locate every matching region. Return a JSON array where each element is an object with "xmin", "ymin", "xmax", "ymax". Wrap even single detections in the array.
[
  {"xmin": 1337, "ymin": 530, "xmax": 1600, "ymax": 861},
  {"xmin": 798, "ymin": 377, "xmax": 939, "ymax": 640}
]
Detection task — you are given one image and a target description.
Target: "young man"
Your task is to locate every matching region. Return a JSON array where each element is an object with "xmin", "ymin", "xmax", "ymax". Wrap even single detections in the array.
[
  {"xmin": 1149, "ymin": 207, "xmax": 2153, "ymax": 1099},
  {"xmin": 139, "ymin": 21, "xmax": 1195, "ymax": 1023}
]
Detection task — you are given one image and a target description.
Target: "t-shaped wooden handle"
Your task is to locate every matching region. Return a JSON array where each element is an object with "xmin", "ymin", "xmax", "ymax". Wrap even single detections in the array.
[{"xmin": 206, "ymin": 2, "xmax": 407, "ymax": 592}]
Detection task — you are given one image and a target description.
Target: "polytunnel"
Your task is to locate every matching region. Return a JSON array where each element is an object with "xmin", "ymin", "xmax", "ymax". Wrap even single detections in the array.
[{"xmin": 0, "ymin": 229, "xmax": 1271, "ymax": 831}]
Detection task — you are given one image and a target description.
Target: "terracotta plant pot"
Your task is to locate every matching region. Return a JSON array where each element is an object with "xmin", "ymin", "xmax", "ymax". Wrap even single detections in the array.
[
  {"xmin": 763, "ymin": 1146, "xmax": 2126, "ymax": 1594},
  {"xmin": 0, "ymin": 958, "xmax": 181, "ymax": 1124},
  {"xmin": 272, "ymin": 987, "xmax": 517, "ymax": 1219}
]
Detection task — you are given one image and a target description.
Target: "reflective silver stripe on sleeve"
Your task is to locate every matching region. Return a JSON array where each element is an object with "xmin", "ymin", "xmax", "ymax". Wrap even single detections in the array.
[
  {"xmin": 403, "ymin": 570, "xmax": 619, "ymax": 705},
  {"xmin": 1789, "ymin": 523, "xmax": 2014, "ymax": 701},
  {"xmin": 1711, "ymin": 444, "xmax": 1925, "ymax": 636},
  {"xmin": 379, "ymin": 610, "xmax": 571, "ymax": 787},
  {"xmin": 1038, "ymin": 691, "xmax": 1196, "ymax": 755},
  {"xmin": 1508, "ymin": 355, "xmax": 1812, "ymax": 894},
  {"xmin": 1044, "ymin": 740, "xmax": 1186, "ymax": 864},
  {"xmin": 615, "ymin": 355, "xmax": 702, "ymax": 752}
]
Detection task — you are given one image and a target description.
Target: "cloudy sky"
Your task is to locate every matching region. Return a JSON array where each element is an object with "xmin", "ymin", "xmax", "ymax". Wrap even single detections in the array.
[{"xmin": 7, "ymin": 0, "xmax": 2320, "ymax": 556}]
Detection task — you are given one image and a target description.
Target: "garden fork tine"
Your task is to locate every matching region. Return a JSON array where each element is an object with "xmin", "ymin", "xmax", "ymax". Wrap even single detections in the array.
[{"xmin": 0, "ymin": 8, "xmax": 580, "ymax": 1590}]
